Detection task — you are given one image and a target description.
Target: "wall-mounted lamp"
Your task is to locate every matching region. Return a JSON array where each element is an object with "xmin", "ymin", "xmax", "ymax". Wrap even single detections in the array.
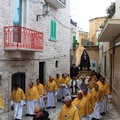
[{"xmin": 36, "ymin": 3, "xmax": 51, "ymax": 21}]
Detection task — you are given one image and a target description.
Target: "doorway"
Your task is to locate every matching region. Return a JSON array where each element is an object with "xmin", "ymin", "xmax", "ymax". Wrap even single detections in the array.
[
  {"xmin": 39, "ymin": 62, "xmax": 45, "ymax": 84},
  {"xmin": 11, "ymin": 72, "xmax": 26, "ymax": 92}
]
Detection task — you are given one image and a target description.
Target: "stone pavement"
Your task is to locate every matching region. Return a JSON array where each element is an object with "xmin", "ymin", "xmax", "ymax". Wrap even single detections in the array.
[
  {"xmin": 0, "ymin": 102, "xmax": 63, "ymax": 120},
  {"xmin": 101, "ymin": 103, "xmax": 120, "ymax": 120},
  {"xmin": 0, "ymin": 102, "xmax": 120, "ymax": 120}
]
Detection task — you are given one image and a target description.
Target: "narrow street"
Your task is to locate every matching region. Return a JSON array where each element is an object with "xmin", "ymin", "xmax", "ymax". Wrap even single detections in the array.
[
  {"xmin": 1, "ymin": 0, "xmax": 120, "ymax": 120},
  {"xmin": 1, "ymin": 101, "xmax": 120, "ymax": 120}
]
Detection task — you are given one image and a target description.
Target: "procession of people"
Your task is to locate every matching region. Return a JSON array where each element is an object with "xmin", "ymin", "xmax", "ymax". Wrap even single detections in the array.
[
  {"xmin": 56, "ymin": 70, "xmax": 111, "ymax": 120},
  {"xmin": 0, "ymin": 69, "xmax": 111, "ymax": 120}
]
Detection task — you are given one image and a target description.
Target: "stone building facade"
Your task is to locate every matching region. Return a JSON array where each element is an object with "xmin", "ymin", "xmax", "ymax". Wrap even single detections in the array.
[
  {"xmin": 0, "ymin": 0, "xmax": 71, "ymax": 111},
  {"xmin": 98, "ymin": 0, "xmax": 120, "ymax": 114},
  {"xmin": 70, "ymin": 19, "xmax": 77, "ymax": 66},
  {"xmin": 76, "ymin": 16, "xmax": 106, "ymax": 71},
  {"xmin": 89, "ymin": 17, "xmax": 106, "ymax": 45}
]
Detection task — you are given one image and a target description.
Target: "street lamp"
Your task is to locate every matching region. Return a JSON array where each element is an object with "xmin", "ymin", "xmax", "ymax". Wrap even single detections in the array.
[{"xmin": 36, "ymin": 3, "xmax": 51, "ymax": 21}]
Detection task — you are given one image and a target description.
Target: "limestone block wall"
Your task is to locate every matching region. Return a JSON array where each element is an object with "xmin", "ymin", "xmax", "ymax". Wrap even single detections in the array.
[
  {"xmin": 28, "ymin": 0, "xmax": 71, "ymax": 79},
  {"xmin": 112, "ymin": 45, "xmax": 120, "ymax": 114},
  {"xmin": 0, "ymin": 0, "xmax": 71, "ymax": 111},
  {"xmin": 89, "ymin": 17, "xmax": 106, "ymax": 45},
  {"xmin": 104, "ymin": 37, "xmax": 120, "ymax": 114}
]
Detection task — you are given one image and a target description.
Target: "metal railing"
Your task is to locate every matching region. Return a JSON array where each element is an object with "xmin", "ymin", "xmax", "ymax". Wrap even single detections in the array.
[{"xmin": 4, "ymin": 26, "xmax": 43, "ymax": 51}]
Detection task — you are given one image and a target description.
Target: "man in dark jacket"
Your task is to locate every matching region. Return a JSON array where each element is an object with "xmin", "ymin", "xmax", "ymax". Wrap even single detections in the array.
[{"xmin": 33, "ymin": 106, "xmax": 50, "ymax": 120}]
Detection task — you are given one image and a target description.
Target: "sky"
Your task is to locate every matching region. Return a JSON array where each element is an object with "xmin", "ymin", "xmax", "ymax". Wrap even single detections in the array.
[{"xmin": 70, "ymin": 0, "xmax": 115, "ymax": 32}]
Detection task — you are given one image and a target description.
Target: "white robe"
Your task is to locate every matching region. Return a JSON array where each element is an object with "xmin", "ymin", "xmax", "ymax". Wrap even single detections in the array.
[
  {"xmin": 104, "ymin": 95, "xmax": 109, "ymax": 112},
  {"xmin": 11, "ymin": 100, "xmax": 25, "ymax": 119},
  {"xmin": 57, "ymin": 88, "xmax": 62, "ymax": 99},
  {"xmin": 39, "ymin": 95, "xmax": 45, "ymax": 108},
  {"xmin": 57, "ymin": 85, "xmax": 70, "ymax": 100},
  {"xmin": 26, "ymin": 100, "xmax": 38, "ymax": 115},
  {"xmin": 77, "ymin": 79, "xmax": 83, "ymax": 90},
  {"xmin": 46, "ymin": 91, "xmax": 56, "ymax": 107},
  {"xmin": 100, "ymin": 95, "xmax": 109, "ymax": 113},
  {"xmin": 81, "ymin": 116, "xmax": 87, "ymax": 120},
  {"xmin": 88, "ymin": 102, "xmax": 102, "ymax": 119},
  {"xmin": 0, "ymin": 109, "xmax": 3, "ymax": 114}
]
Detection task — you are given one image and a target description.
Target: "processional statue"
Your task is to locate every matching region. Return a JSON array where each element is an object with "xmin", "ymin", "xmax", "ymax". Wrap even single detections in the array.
[{"xmin": 80, "ymin": 49, "xmax": 90, "ymax": 70}]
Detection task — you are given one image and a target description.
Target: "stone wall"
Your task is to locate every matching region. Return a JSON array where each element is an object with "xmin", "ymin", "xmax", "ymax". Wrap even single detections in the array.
[
  {"xmin": 0, "ymin": 0, "xmax": 71, "ymax": 111},
  {"xmin": 112, "ymin": 44, "xmax": 120, "ymax": 114},
  {"xmin": 104, "ymin": 37, "xmax": 120, "ymax": 114},
  {"xmin": 89, "ymin": 17, "xmax": 106, "ymax": 45}
]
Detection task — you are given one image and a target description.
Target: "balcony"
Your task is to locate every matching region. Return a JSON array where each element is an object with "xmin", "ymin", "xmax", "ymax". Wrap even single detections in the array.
[
  {"xmin": 81, "ymin": 39, "xmax": 94, "ymax": 46},
  {"xmin": 4, "ymin": 26, "xmax": 43, "ymax": 51},
  {"xmin": 46, "ymin": 0, "xmax": 66, "ymax": 9}
]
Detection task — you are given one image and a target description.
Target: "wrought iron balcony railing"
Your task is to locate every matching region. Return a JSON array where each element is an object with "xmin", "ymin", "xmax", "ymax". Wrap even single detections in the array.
[
  {"xmin": 59, "ymin": 0, "xmax": 66, "ymax": 5},
  {"xmin": 4, "ymin": 26, "xmax": 43, "ymax": 51},
  {"xmin": 46, "ymin": 0, "xmax": 66, "ymax": 9}
]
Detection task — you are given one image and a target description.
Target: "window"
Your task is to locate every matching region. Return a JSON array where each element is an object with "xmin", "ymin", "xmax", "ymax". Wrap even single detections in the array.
[
  {"xmin": 98, "ymin": 42, "xmax": 101, "ymax": 46},
  {"xmin": 92, "ymin": 63, "xmax": 96, "ymax": 67},
  {"xmin": 55, "ymin": 60, "xmax": 58, "ymax": 68},
  {"xmin": 13, "ymin": 0, "xmax": 22, "ymax": 42},
  {"xmin": 50, "ymin": 19, "xmax": 56, "ymax": 40},
  {"xmin": 98, "ymin": 34, "xmax": 100, "ymax": 38},
  {"xmin": 87, "ymin": 41, "xmax": 89, "ymax": 45},
  {"xmin": 73, "ymin": 36, "xmax": 77, "ymax": 48},
  {"xmin": 13, "ymin": 0, "xmax": 22, "ymax": 26},
  {"xmin": 97, "ymin": 34, "xmax": 101, "ymax": 46}
]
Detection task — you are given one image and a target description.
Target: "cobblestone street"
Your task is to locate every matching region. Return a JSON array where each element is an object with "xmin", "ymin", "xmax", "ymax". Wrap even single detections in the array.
[{"xmin": 0, "ymin": 101, "xmax": 120, "ymax": 120}]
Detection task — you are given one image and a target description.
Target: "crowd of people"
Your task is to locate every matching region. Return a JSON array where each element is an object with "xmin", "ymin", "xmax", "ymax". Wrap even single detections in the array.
[
  {"xmin": 0, "ymin": 70, "xmax": 111, "ymax": 120},
  {"xmin": 57, "ymin": 71, "xmax": 111, "ymax": 120}
]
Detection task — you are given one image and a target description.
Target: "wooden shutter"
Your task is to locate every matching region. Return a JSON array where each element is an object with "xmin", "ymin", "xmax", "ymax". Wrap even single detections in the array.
[
  {"xmin": 73, "ymin": 36, "xmax": 76, "ymax": 48},
  {"xmin": 50, "ymin": 19, "xmax": 56, "ymax": 40}
]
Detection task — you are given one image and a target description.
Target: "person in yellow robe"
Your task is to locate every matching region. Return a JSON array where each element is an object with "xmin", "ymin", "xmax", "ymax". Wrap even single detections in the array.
[
  {"xmin": 57, "ymin": 96, "xmax": 80, "ymax": 120},
  {"xmin": 88, "ymin": 73, "xmax": 97, "ymax": 90},
  {"xmin": 57, "ymin": 73, "xmax": 70, "ymax": 102},
  {"xmin": 82, "ymin": 87, "xmax": 94, "ymax": 117},
  {"xmin": 89, "ymin": 84, "xmax": 104, "ymax": 119},
  {"xmin": 0, "ymin": 93, "xmax": 4, "ymax": 114},
  {"xmin": 72, "ymin": 90, "xmax": 89, "ymax": 120},
  {"xmin": 45, "ymin": 76, "xmax": 58, "ymax": 109},
  {"xmin": 67, "ymin": 74, "xmax": 71, "ymax": 82},
  {"xmin": 10, "ymin": 84, "xmax": 26, "ymax": 120},
  {"xmin": 97, "ymin": 77, "xmax": 111, "ymax": 114},
  {"xmin": 34, "ymin": 79, "xmax": 45, "ymax": 109},
  {"xmin": 54, "ymin": 74, "xmax": 62, "ymax": 102},
  {"xmin": 25, "ymin": 82, "xmax": 39, "ymax": 116},
  {"xmin": 54, "ymin": 74, "xmax": 61, "ymax": 88}
]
